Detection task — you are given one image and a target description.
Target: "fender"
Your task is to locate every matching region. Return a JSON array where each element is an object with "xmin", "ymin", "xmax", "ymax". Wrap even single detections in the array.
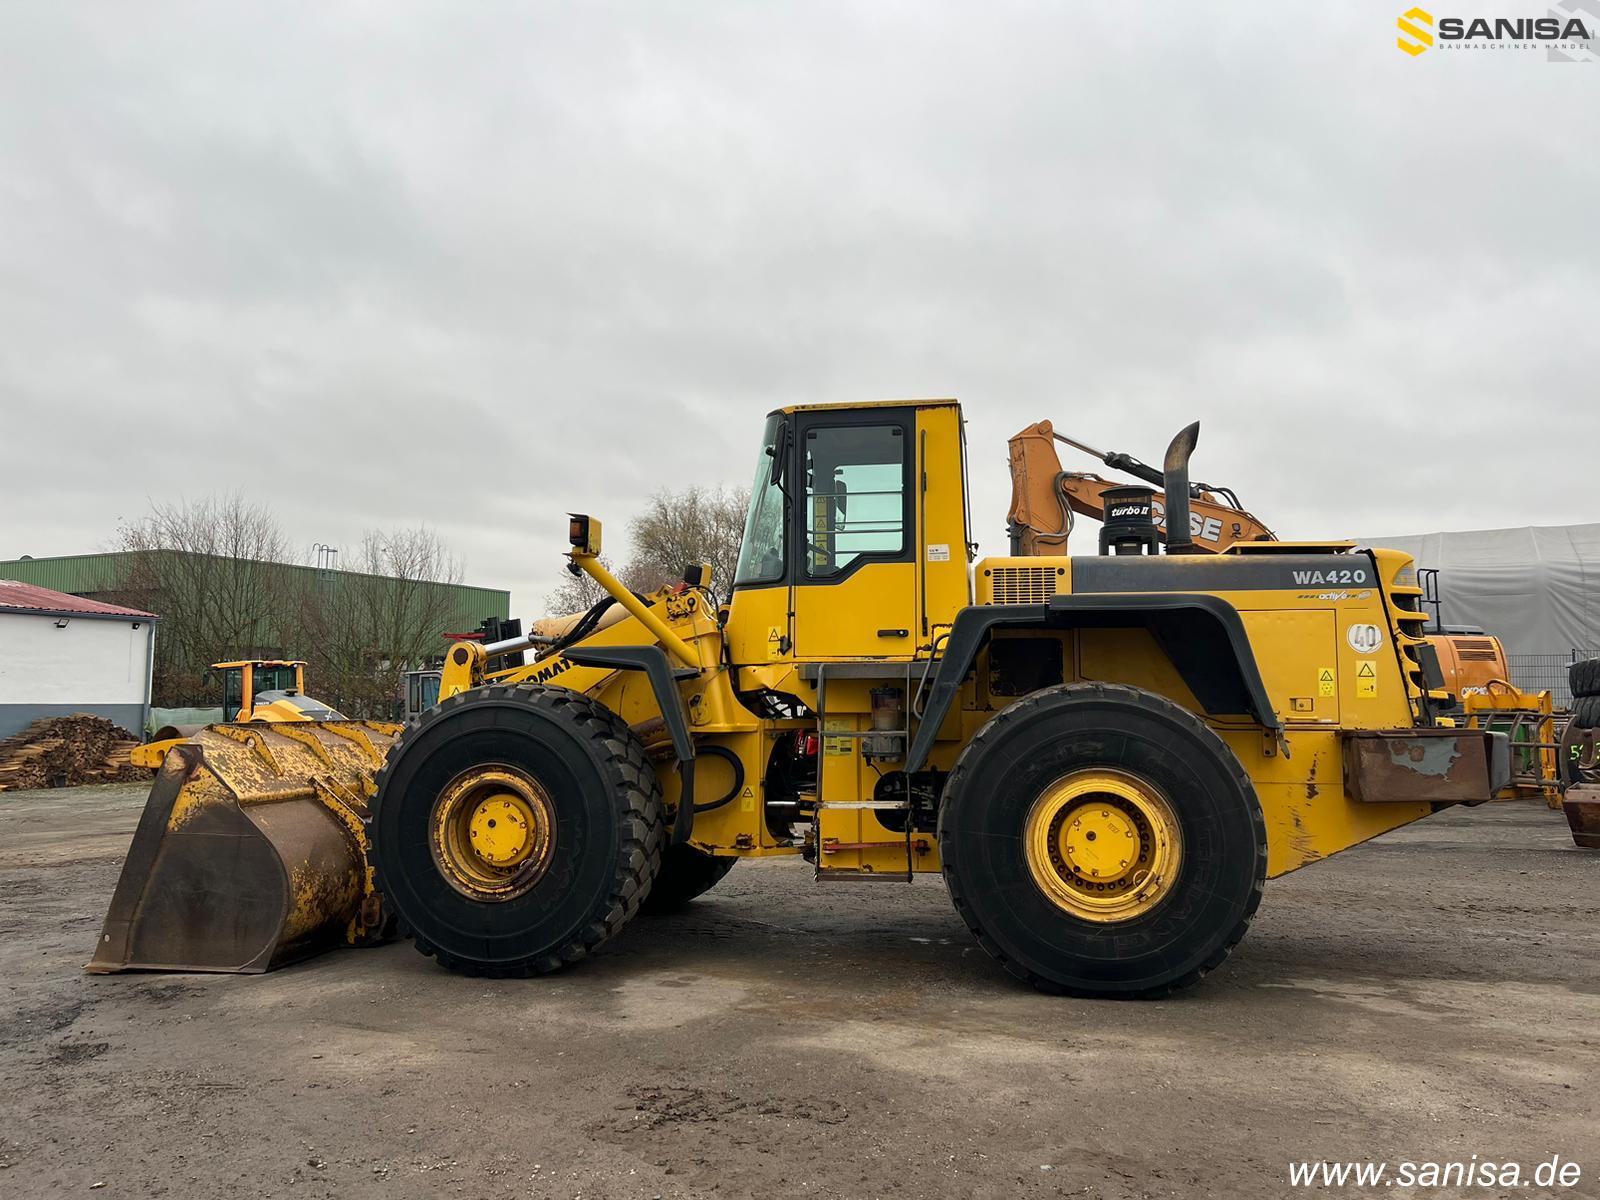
[
  {"xmin": 906, "ymin": 593, "xmax": 1282, "ymax": 773},
  {"xmin": 561, "ymin": 645, "xmax": 701, "ymax": 844}
]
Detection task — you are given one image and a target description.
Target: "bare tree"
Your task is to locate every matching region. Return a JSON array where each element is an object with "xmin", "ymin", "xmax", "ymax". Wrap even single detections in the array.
[
  {"xmin": 626, "ymin": 486, "xmax": 750, "ymax": 595},
  {"xmin": 110, "ymin": 497, "xmax": 468, "ymax": 717},
  {"xmin": 300, "ymin": 527, "xmax": 464, "ymax": 718},
  {"xmin": 111, "ymin": 494, "xmax": 296, "ymax": 706},
  {"xmin": 543, "ymin": 555, "xmax": 622, "ymax": 615}
]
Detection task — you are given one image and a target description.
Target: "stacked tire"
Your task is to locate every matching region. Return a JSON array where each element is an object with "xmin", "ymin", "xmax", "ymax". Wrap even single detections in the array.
[{"xmin": 1561, "ymin": 659, "xmax": 1600, "ymax": 786}]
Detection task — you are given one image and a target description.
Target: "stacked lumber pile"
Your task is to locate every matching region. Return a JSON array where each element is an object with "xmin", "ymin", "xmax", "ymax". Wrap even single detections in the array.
[{"xmin": 0, "ymin": 714, "xmax": 154, "ymax": 792}]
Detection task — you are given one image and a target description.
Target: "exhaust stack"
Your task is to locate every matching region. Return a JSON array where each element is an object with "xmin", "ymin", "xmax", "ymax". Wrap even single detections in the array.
[{"xmin": 1162, "ymin": 422, "xmax": 1201, "ymax": 555}]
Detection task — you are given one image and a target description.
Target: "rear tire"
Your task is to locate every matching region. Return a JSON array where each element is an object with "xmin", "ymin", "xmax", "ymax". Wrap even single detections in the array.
[
  {"xmin": 939, "ymin": 682, "xmax": 1265, "ymax": 998},
  {"xmin": 641, "ymin": 844, "xmax": 737, "ymax": 913},
  {"xmin": 371, "ymin": 683, "xmax": 664, "ymax": 976}
]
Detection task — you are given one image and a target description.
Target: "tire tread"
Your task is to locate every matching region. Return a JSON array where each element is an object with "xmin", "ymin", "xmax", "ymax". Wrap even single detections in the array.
[
  {"xmin": 1569, "ymin": 658, "xmax": 1600, "ymax": 701},
  {"xmin": 370, "ymin": 683, "xmax": 664, "ymax": 977},
  {"xmin": 1570, "ymin": 693, "xmax": 1600, "ymax": 729},
  {"xmin": 938, "ymin": 681, "xmax": 1266, "ymax": 999}
]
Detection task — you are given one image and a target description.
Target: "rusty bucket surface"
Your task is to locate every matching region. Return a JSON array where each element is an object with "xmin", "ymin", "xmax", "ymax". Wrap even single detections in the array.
[{"xmin": 88, "ymin": 721, "xmax": 398, "ymax": 974}]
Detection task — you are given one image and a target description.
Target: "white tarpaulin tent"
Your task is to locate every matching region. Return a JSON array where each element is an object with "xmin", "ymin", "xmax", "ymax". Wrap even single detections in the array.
[{"xmin": 1360, "ymin": 523, "xmax": 1600, "ymax": 660}]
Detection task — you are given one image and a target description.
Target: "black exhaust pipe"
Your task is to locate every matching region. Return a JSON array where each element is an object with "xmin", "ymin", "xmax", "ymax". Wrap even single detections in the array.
[{"xmin": 1162, "ymin": 422, "xmax": 1200, "ymax": 554}]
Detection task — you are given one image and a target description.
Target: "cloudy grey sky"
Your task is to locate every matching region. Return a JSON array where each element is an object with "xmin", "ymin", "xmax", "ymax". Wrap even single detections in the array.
[{"xmin": 2, "ymin": 2, "xmax": 1595, "ymax": 609}]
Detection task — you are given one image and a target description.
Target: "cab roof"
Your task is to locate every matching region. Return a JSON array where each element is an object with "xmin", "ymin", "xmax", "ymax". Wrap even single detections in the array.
[{"xmin": 771, "ymin": 398, "xmax": 960, "ymax": 416}]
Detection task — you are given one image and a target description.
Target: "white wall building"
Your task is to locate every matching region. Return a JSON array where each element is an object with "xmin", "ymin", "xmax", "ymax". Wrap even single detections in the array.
[{"xmin": 0, "ymin": 580, "xmax": 157, "ymax": 739}]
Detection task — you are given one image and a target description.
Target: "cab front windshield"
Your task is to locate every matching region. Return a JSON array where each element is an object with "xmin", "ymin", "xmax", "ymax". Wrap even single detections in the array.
[{"xmin": 733, "ymin": 414, "xmax": 787, "ymax": 587}]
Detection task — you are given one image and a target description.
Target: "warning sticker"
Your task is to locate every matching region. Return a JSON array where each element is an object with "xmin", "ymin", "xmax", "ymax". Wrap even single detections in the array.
[
  {"xmin": 822, "ymin": 717, "xmax": 853, "ymax": 757},
  {"xmin": 1317, "ymin": 667, "xmax": 1336, "ymax": 698},
  {"xmin": 740, "ymin": 785, "xmax": 756, "ymax": 812},
  {"xmin": 1356, "ymin": 661, "xmax": 1377, "ymax": 698}
]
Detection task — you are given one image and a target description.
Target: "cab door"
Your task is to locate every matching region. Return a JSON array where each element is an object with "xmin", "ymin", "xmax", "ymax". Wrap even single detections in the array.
[
  {"xmin": 221, "ymin": 666, "xmax": 247, "ymax": 721},
  {"xmin": 791, "ymin": 411, "xmax": 917, "ymax": 659}
]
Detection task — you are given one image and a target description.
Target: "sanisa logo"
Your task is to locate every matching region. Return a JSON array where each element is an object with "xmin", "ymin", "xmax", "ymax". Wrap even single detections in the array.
[{"xmin": 1397, "ymin": 5, "xmax": 1595, "ymax": 58}]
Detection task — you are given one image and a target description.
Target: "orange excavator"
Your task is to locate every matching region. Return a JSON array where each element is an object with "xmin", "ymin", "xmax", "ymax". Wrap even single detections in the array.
[
  {"xmin": 1007, "ymin": 419, "xmax": 1276, "ymax": 556},
  {"xmin": 1005, "ymin": 419, "xmax": 1514, "ymax": 705}
]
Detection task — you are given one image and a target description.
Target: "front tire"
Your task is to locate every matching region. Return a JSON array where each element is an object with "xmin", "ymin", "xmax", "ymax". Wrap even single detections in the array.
[
  {"xmin": 371, "ymin": 683, "xmax": 664, "ymax": 976},
  {"xmin": 939, "ymin": 682, "xmax": 1265, "ymax": 998}
]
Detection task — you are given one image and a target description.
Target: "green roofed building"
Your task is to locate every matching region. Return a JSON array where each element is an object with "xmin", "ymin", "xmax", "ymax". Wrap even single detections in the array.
[
  {"xmin": 0, "ymin": 551, "xmax": 511, "ymax": 715},
  {"xmin": 0, "ymin": 552, "xmax": 509, "ymax": 635}
]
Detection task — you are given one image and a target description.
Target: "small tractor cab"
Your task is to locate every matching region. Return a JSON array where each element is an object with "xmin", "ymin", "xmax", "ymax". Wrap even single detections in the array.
[
  {"xmin": 134, "ymin": 660, "xmax": 344, "ymax": 767},
  {"xmin": 214, "ymin": 660, "xmax": 342, "ymax": 723}
]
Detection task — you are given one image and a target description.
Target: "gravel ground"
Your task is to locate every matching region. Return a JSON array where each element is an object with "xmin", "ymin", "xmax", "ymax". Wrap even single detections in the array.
[{"xmin": 1, "ymin": 783, "xmax": 1596, "ymax": 1199}]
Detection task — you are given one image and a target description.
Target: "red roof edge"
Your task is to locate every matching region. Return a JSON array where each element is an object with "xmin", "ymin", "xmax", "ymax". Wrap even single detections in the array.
[{"xmin": 0, "ymin": 579, "xmax": 158, "ymax": 619}]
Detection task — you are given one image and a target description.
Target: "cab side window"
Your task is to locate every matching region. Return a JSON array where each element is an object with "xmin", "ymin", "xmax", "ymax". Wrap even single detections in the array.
[{"xmin": 802, "ymin": 423, "xmax": 908, "ymax": 579}]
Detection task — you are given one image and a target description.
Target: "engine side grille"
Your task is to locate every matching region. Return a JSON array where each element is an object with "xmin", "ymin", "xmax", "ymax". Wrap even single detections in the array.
[{"xmin": 987, "ymin": 566, "xmax": 1059, "ymax": 605}]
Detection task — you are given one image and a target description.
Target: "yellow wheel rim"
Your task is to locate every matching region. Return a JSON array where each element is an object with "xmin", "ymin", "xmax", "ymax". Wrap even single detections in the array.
[
  {"xmin": 431, "ymin": 766, "xmax": 556, "ymax": 901},
  {"xmin": 1024, "ymin": 768, "xmax": 1182, "ymax": 923}
]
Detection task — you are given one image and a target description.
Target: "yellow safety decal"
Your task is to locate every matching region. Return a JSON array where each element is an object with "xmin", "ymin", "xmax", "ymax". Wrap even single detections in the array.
[
  {"xmin": 1356, "ymin": 661, "xmax": 1377, "ymax": 698},
  {"xmin": 1317, "ymin": 667, "xmax": 1336, "ymax": 698},
  {"xmin": 823, "ymin": 717, "xmax": 852, "ymax": 757},
  {"xmin": 740, "ymin": 785, "xmax": 756, "ymax": 812}
]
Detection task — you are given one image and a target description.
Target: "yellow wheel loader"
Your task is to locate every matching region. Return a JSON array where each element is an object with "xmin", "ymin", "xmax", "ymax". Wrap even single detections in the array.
[
  {"xmin": 133, "ymin": 660, "xmax": 346, "ymax": 765},
  {"xmin": 92, "ymin": 400, "xmax": 1512, "ymax": 997},
  {"xmin": 211, "ymin": 660, "xmax": 343, "ymax": 724}
]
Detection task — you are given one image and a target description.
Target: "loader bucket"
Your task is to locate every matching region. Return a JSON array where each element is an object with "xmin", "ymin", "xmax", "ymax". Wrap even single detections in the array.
[{"xmin": 88, "ymin": 720, "xmax": 399, "ymax": 974}]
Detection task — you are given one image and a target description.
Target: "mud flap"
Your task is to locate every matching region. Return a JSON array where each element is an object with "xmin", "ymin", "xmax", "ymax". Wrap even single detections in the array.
[{"xmin": 88, "ymin": 722, "xmax": 396, "ymax": 974}]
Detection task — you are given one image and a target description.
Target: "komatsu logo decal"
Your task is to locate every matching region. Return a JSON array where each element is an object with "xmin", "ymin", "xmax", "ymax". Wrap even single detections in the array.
[
  {"xmin": 528, "ymin": 658, "xmax": 571, "ymax": 685},
  {"xmin": 1291, "ymin": 568, "xmax": 1370, "ymax": 585}
]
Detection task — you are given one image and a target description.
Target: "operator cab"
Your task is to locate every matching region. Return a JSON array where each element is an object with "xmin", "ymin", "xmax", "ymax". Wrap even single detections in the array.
[{"xmin": 727, "ymin": 400, "xmax": 971, "ymax": 664}]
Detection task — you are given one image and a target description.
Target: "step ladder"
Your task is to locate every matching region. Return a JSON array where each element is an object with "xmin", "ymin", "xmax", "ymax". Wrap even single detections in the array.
[{"xmin": 806, "ymin": 659, "xmax": 934, "ymax": 883}]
